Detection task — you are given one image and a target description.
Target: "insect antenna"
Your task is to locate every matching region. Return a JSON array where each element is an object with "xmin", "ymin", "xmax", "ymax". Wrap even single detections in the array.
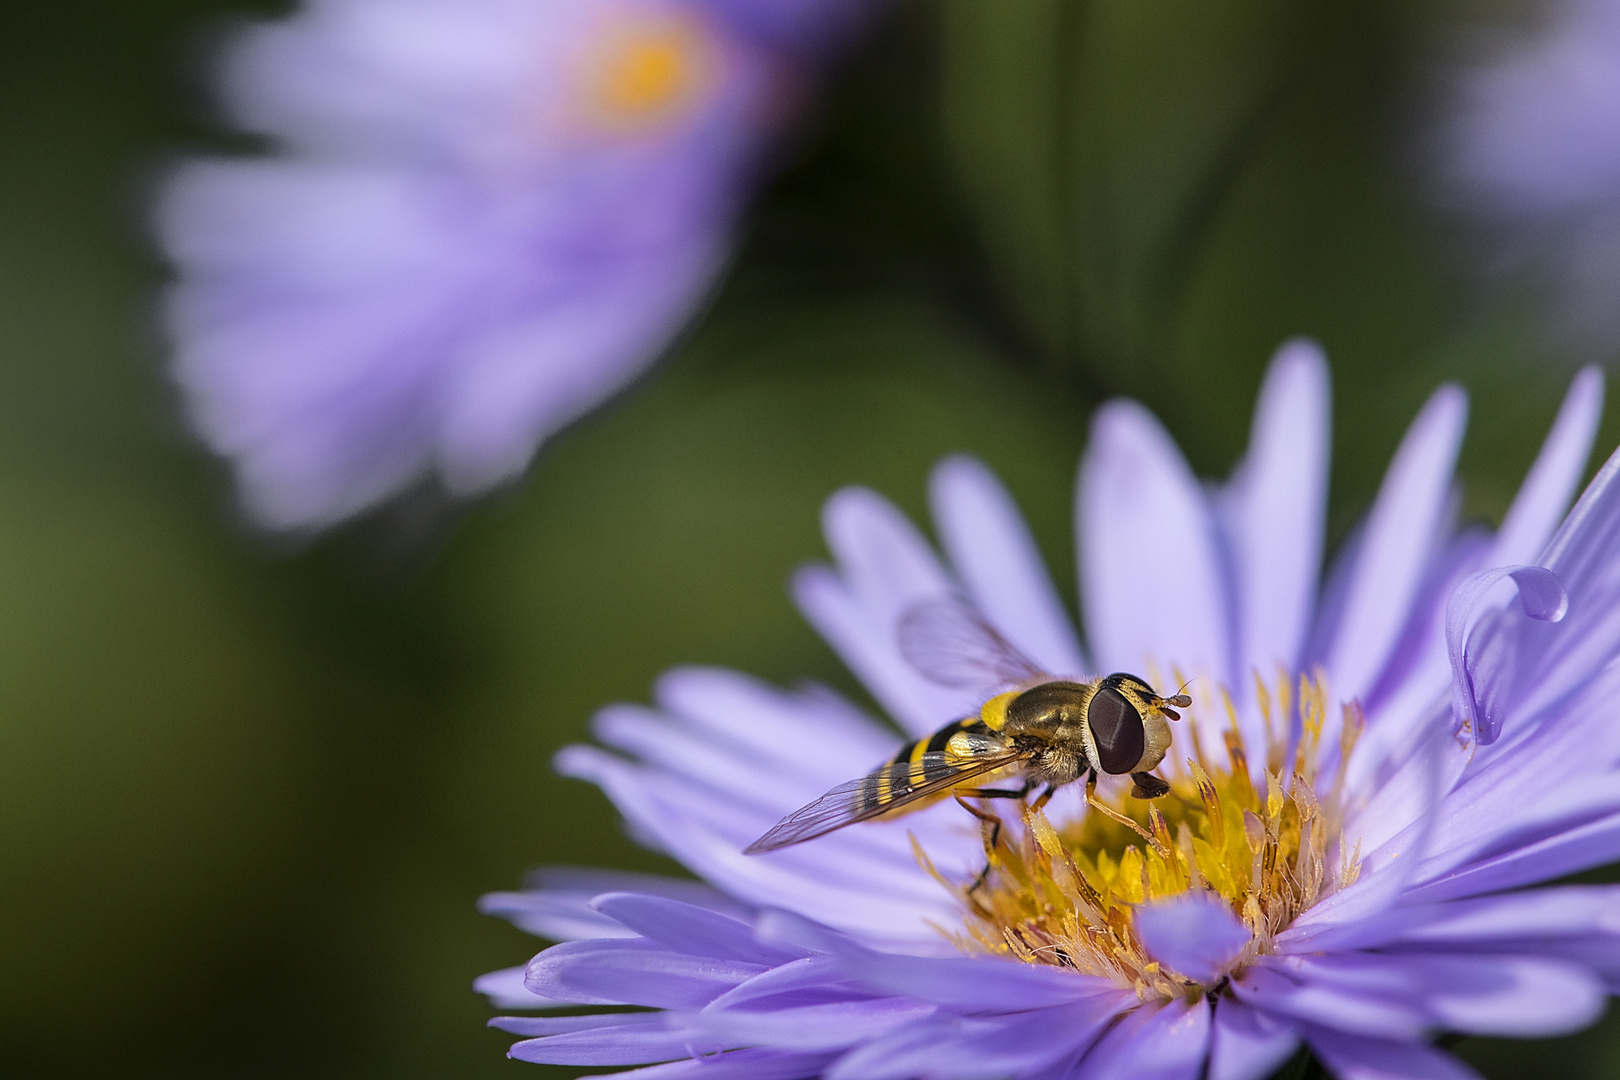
[{"xmin": 1159, "ymin": 677, "xmax": 1195, "ymax": 714}]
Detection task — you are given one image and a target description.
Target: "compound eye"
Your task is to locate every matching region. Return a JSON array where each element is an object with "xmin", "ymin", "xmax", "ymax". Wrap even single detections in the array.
[{"xmin": 1087, "ymin": 685, "xmax": 1145, "ymax": 774}]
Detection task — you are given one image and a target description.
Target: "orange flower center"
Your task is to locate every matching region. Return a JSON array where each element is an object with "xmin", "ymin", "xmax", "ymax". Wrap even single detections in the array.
[{"xmin": 582, "ymin": 13, "xmax": 715, "ymax": 132}]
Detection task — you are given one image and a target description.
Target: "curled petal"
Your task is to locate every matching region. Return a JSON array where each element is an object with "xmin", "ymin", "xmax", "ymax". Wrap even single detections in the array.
[
  {"xmin": 1445, "ymin": 443, "xmax": 1620, "ymax": 748},
  {"xmin": 1446, "ymin": 563, "xmax": 1570, "ymax": 745}
]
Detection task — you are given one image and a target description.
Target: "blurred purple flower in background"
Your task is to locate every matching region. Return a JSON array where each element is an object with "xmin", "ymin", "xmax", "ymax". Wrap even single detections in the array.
[
  {"xmin": 1439, "ymin": 0, "xmax": 1620, "ymax": 356},
  {"xmin": 478, "ymin": 344, "xmax": 1620, "ymax": 1078},
  {"xmin": 158, "ymin": 0, "xmax": 869, "ymax": 530}
]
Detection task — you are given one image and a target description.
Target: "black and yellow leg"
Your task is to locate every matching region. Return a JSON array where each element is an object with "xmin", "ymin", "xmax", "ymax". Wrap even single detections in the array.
[
  {"xmin": 1085, "ymin": 769, "xmax": 1170, "ymax": 857},
  {"xmin": 955, "ymin": 795, "xmax": 1007, "ymax": 853},
  {"xmin": 957, "ymin": 779, "xmax": 1036, "ymax": 801},
  {"xmin": 954, "ymin": 794, "xmax": 1015, "ymax": 894}
]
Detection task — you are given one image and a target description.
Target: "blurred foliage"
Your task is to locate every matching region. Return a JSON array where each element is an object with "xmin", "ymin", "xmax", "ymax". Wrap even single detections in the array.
[
  {"xmin": 0, "ymin": 1, "xmax": 1616, "ymax": 1079},
  {"xmin": 940, "ymin": 0, "xmax": 1299, "ymax": 385}
]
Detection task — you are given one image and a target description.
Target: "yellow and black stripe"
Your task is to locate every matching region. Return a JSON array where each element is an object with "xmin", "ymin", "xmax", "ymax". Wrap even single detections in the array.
[{"xmin": 855, "ymin": 717, "xmax": 993, "ymax": 816}]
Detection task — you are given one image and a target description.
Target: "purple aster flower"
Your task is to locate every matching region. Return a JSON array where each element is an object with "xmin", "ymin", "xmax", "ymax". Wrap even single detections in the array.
[
  {"xmin": 480, "ymin": 340, "xmax": 1620, "ymax": 1078},
  {"xmin": 1437, "ymin": 0, "xmax": 1620, "ymax": 353},
  {"xmin": 157, "ymin": 0, "xmax": 870, "ymax": 529}
]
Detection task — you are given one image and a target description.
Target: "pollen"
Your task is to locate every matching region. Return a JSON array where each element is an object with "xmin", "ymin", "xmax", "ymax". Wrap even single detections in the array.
[
  {"xmin": 924, "ymin": 672, "xmax": 1364, "ymax": 1001},
  {"xmin": 582, "ymin": 14, "xmax": 714, "ymax": 132}
]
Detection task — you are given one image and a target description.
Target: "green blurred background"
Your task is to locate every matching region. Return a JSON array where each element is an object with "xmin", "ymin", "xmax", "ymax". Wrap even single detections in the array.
[{"xmin": 0, "ymin": 1, "xmax": 1615, "ymax": 1077}]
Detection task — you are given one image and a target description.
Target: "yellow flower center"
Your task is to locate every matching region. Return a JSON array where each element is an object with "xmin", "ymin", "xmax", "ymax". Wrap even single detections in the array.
[
  {"xmin": 582, "ymin": 14, "xmax": 716, "ymax": 132},
  {"xmin": 925, "ymin": 674, "xmax": 1365, "ymax": 1001}
]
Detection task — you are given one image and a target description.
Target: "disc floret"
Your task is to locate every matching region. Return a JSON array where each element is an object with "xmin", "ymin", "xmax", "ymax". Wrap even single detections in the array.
[{"xmin": 933, "ymin": 673, "xmax": 1365, "ymax": 1000}]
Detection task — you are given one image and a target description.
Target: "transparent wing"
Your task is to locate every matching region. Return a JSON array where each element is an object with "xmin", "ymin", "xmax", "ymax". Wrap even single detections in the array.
[
  {"xmin": 897, "ymin": 596, "xmax": 1048, "ymax": 688},
  {"xmin": 743, "ymin": 746, "xmax": 1027, "ymax": 854}
]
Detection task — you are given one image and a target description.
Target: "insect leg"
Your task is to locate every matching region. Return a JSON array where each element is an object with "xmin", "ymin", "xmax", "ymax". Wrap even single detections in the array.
[
  {"xmin": 1084, "ymin": 770, "xmax": 1170, "ymax": 857},
  {"xmin": 1028, "ymin": 784, "xmax": 1059, "ymax": 813},
  {"xmin": 957, "ymin": 779, "xmax": 1035, "ymax": 800},
  {"xmin": 1130, "ymin": 771, "xmax": 1170, "ymax": 799},
  {"xmin": 955, "ymin": 794, "xmax": 1007, "ymax": 851},
  {"xmin": 955, "ymin": 795, "xmax": 1010, "ymax": 895}
]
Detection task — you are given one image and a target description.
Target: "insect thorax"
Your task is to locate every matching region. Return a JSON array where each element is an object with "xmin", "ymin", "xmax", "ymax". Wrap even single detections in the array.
[
  {"xmin": 1001, "ymin": 680, "xmax": 1092, "ymax": 734},
  {"xmin": 998, "ymin": 681, "xmax": 1095, "ymax": 785}
]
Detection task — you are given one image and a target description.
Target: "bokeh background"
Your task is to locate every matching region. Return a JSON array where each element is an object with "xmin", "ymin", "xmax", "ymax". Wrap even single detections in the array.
[{"xmin": 1, "ymin": 1, "xmax": 1618, "ymax": 1077}]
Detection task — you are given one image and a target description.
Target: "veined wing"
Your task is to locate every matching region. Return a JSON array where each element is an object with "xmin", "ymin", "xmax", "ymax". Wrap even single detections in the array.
[
  {"xmin": 897, "ymin": 596, "xmax": 1048, "ymax": 689},
  {"xmin": 743, "ymin": 745, "xmax": 1028, "ymax": 854}
]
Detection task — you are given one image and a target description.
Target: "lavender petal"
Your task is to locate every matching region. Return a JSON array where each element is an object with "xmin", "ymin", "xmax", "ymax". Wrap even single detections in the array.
[
  {"xmin": 1390, "ymin": 885, "xmax": 1620, "ymax": 945},
  {"xmin": 590, "ymin": 892, "xmax": 803, "ymax": 966},
  {"xmin": 793, "ymin": 487, "xmax": 976, "ymax": 735},
  {"xmin": 1220, "ymin": 338, "xmax": 1331, "ymax": 682},
  {"xmin": 1288, "ymin": 726, "xmax": 1461, "ymax": 949},
  {"xmin": 1133, "ymin": 893, "xmax": 1253, "ymax": 985},
  {"xmin": 1282, "ymin": 951, "xmax": 1605, "ymax": 1038},
  {"xmin": 1489, "ymin": 366, "xmax": 1605, "ymax": 565},
  {"xmin": 652, "ymin": 667, "xmax": 899, "ymax": 785},
  {"xmin": 1400, "ymin": 805, "xmax": 1620, "ymax": 904},
  {"xmin": 1307, "ymin": 1028, "xmax": 1484, "ymax": 1080},
  {"xmin": 1207, "ymin": 997, "xmax": 1300, "ymax": 1080},
  {"xmin": 1292, "ymin": 884, "xmax": 1620, "ymax": 953},
  {"xmin": 508, "ymin": 1021, "xmax": 721, "ymax": 1067},
  {"xmin": 1079, "ymin": 400, "xmax": 1233, "ymax": 746},
  {"xmin": 592, "ymin": 1047, "xmax": 839, "ymax": 1079},
  {"xmin": 694, "ymin": 998, "xmax": 938, "ymax": 1052},
  {"xmin": 493, "ymin": 1012, "xmax": 670, "ymax": 1037},
  {"xmin": 929, "ymin": 455, "xmax": 1086, "ymax": 676},
  {"xmin": 525, "ymin": 938, "xmax": 764, "ymax": 1009},
  {"xmin": 1077, "ymin": 997, "xmax": 1211, "ymax": 1080},
  {"xmin": 1320, "ymin": 384, "xmax": 1467, "ymax": 705},
  {"xmin": 557, "ymin": 743, "xmax": 973, "ymax": 947},
  {"xmin": 1446, "ymin": 564, "xmax": 1569, "ymax": 745},
  {"xmin": 1416, "ymin": 954, "xmax": 1605, "ymax": 1037},
  {"xmin": 1232, "ymin": 965, "xmax": 1429, "ymax": 1040},
  {"xmin": 703, "ymin": 955, "xmax": 857, "ymax": 1011},
  {"xmin": 473, "ymin": 965, "xmax": 573, "ymax": 1010},
  {"xmin": 481, "ymin": 866, "xmax": 749, "ymax": 943},
  {"xmin": 755, "ymin": 910, "xmax": 1122, "ymax": 1009},
  {"xmin": 1445, "ymin": 443, "xmax": 1620, "ymax": 747},
  {"xmin": 824, "ymin": 1001, "xmax": 1122, "ymax": 1080}
]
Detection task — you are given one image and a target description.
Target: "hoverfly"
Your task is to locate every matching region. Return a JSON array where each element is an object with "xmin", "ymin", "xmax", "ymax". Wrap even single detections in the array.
[{"xmin": 744, "ymin": 597, "xmax": 1190, "ymax": 857}]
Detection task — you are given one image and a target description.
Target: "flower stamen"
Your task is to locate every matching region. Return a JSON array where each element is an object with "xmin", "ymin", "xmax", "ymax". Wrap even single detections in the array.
[{"xmin": 937, "ymin": 672, "xmax": 1361, "ymax": 1000}]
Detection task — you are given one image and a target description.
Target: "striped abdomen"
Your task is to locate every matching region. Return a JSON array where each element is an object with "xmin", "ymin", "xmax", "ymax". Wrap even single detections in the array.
[{"xmin": 854, "ymin": 717, "xmax": 996, "ymax": 817}]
